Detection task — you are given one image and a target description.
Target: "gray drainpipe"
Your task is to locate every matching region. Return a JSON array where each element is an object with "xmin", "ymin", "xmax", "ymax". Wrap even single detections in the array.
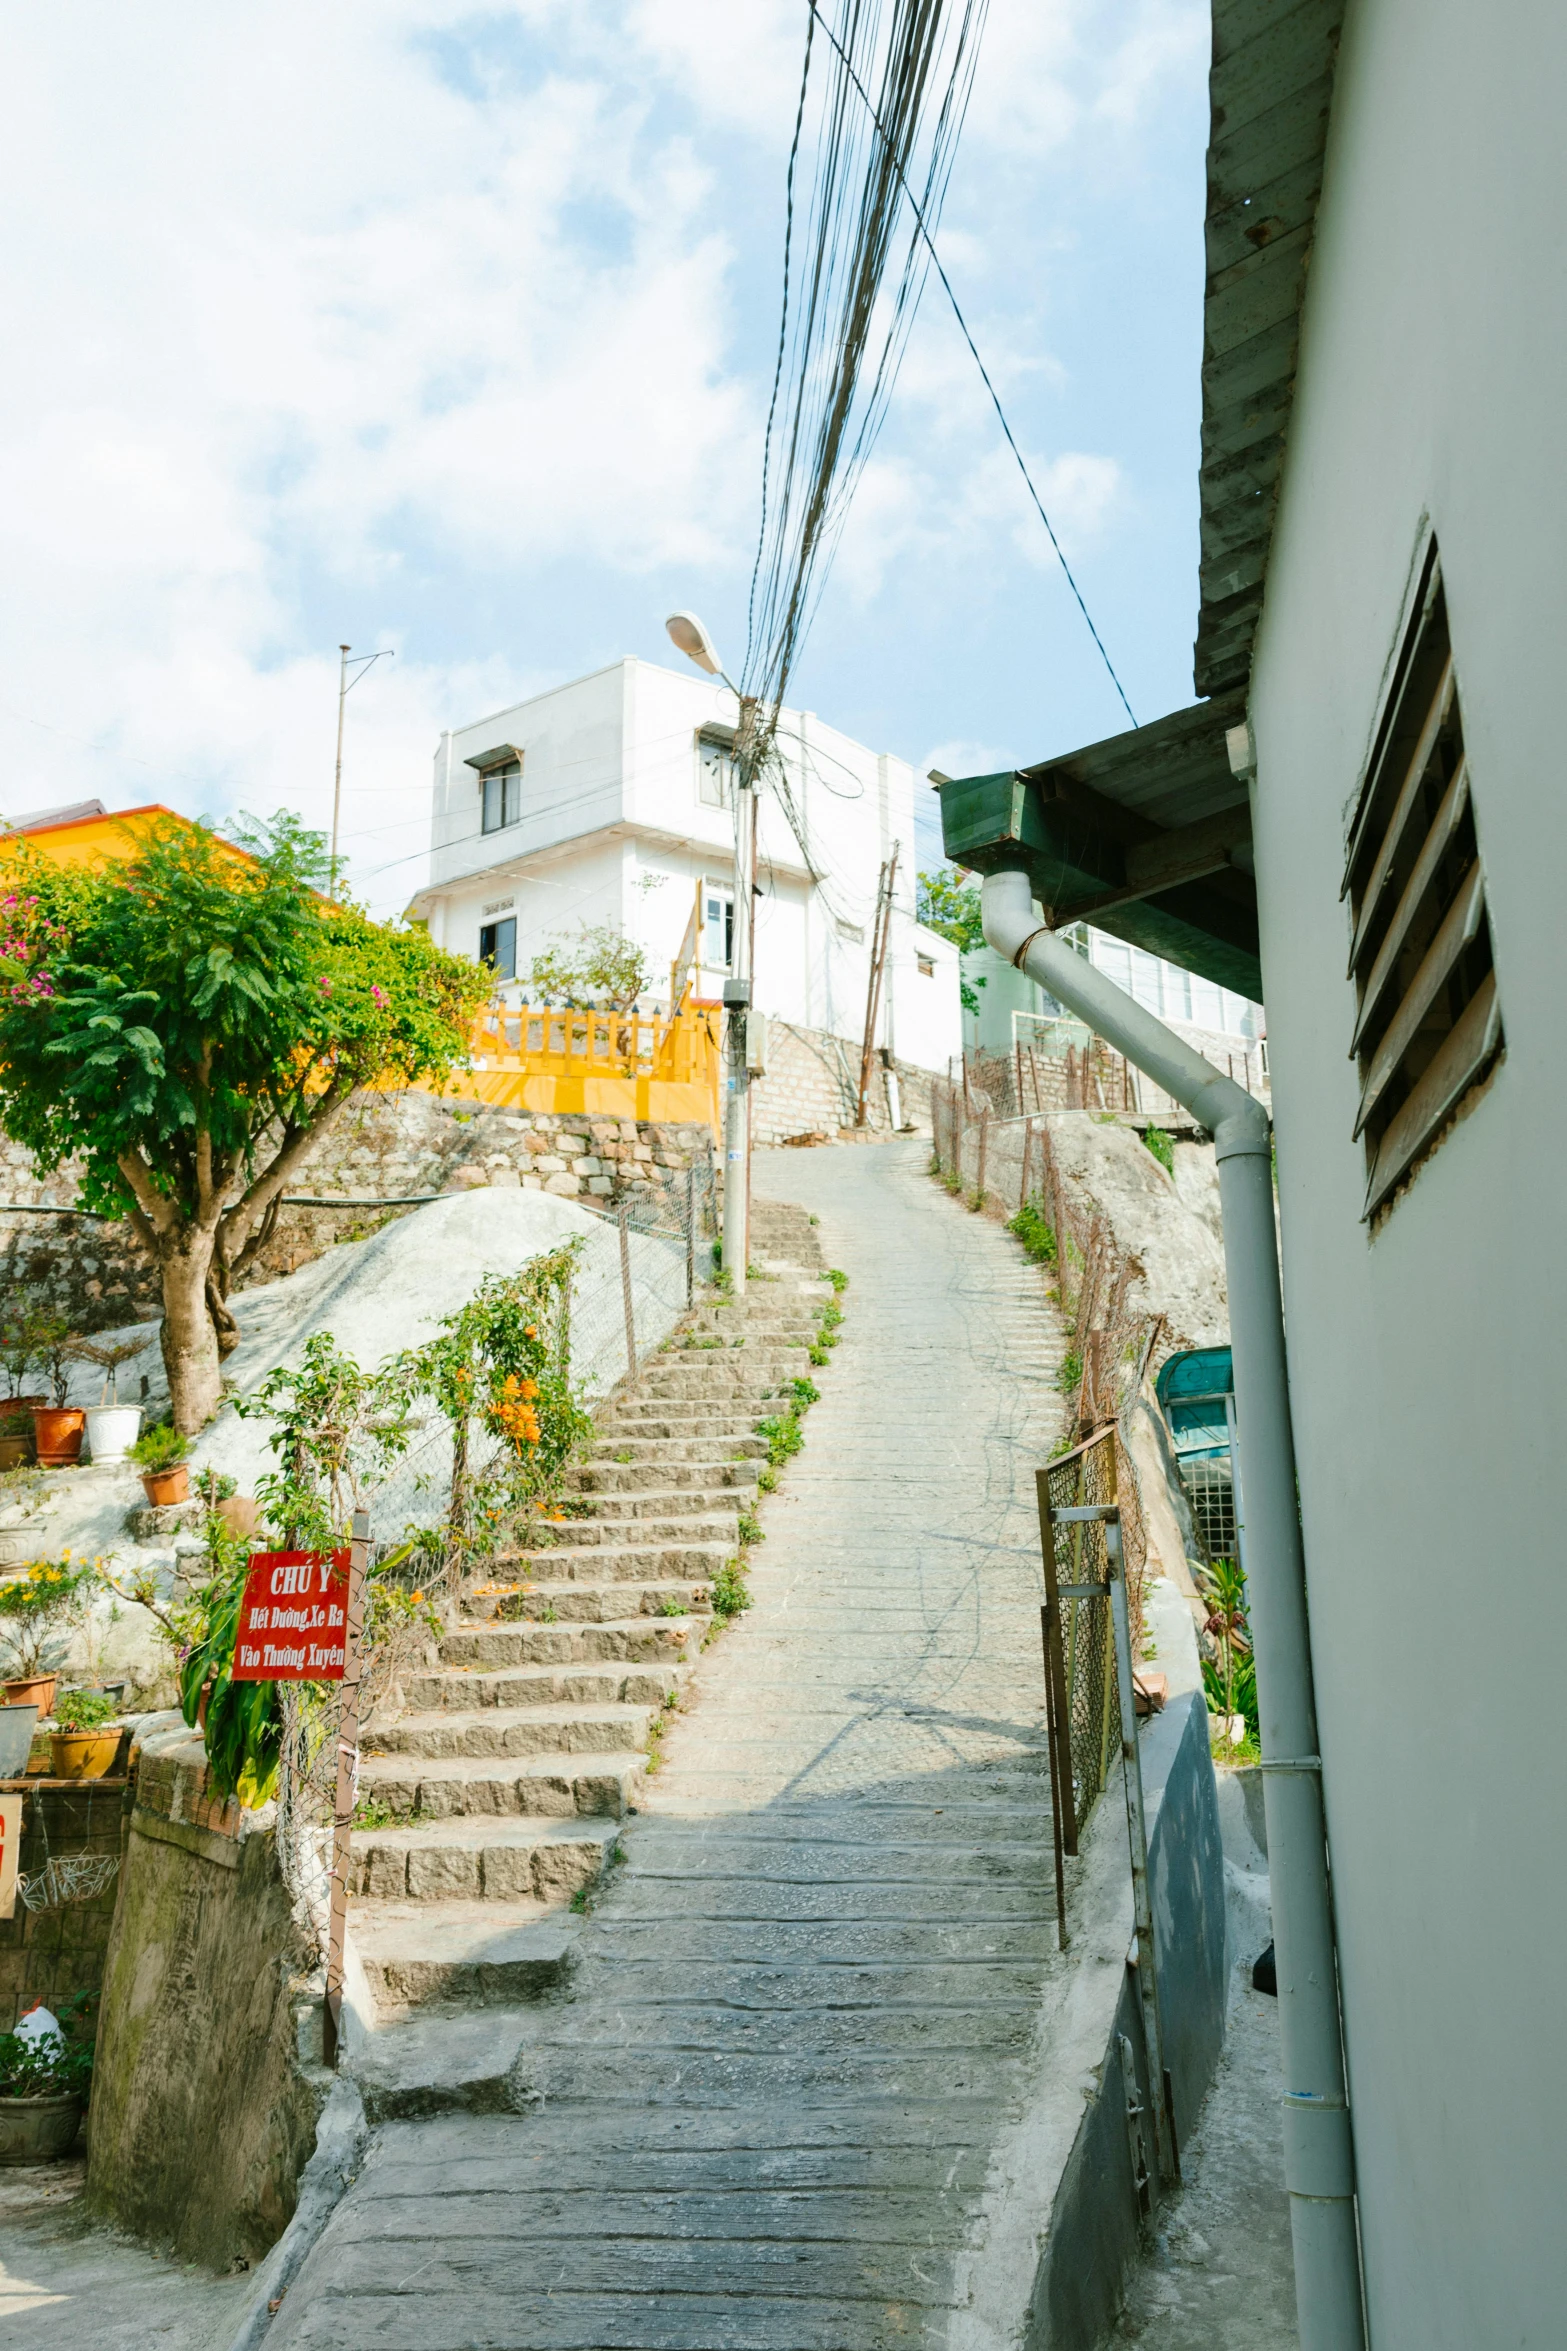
[{"xmin": 983, "ymin": 868, "xmax": 1366, "ymax": 2351}]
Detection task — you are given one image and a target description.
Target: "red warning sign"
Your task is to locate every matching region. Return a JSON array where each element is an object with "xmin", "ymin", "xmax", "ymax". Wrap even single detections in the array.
[{"xmin": 229, "ymin": 1549, "xmax": 353, "ymax": 1682}]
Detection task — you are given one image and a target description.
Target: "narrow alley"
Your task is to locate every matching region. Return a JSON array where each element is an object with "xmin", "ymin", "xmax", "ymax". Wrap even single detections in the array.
[{"xmin": 266, "ymin": 1138, "xmax": 1078, "ymax": 2347}]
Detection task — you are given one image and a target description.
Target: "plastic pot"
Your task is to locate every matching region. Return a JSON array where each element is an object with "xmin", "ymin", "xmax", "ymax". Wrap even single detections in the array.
[
  {"xmin": 4, "ymin": 1675, "xmax": 56, "ymax": 1718},
  {"xmin": 140, "ymin": 1464, "xmax": 190, "ymax": 1506},
  {"xmin": 0, "ymin": 2092, "xmax": 82, "ymax": 2165},
  {"xmin": 30, "ymin": 1406, "xmax": 86, "ymax": 1469},
  {"xmin": 49, "ymin": 1727, "xmax": 122, "ymax": 1780},
  {"xmin": 85, "ymin": 1405, "xmax": 142, "ymax": 1465},
  {"xmin": 0, "ymin": 1704, "xmax": 39, "ymax": 1778}
]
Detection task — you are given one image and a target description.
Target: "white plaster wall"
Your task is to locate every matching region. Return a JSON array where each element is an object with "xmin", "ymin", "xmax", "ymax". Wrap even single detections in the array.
[
  {"xmin": 1244, "ymin": 3, "xmax": 1567, "ymax": 2338},
  {"xmin": 418, "ymin": 656, "xmax": 956, "ymax": 1063},
  {"xmin": 431, "ymin": 663, "xmax": 625, "ymax": 891}
]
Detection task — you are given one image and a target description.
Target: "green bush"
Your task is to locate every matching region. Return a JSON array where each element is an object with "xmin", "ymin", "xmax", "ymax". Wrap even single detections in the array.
[
  {"xmin": 710, "ymin": 1559, "xmax": 752, "ymax": 1618},
  {"xmin": 1056, "ymin": 1351, "xmax": 1083, "ymax": 1395},
  {"xmin": 789, "ymin": 1377, "xmax": 820, "ymax": 1411},
  {"xmin": 53, "ymin": 1687, "xmax": 120, "ymax": 1731},
  {"xmin": 0, "ymin": 1991, "xmax": 96, "ymax": 2100},
  {"xmin": 1008, "ymin": 1197, "xmax": 1057, "ymax": 1266},
  {"xmin": 1141, "ymin": 1125, "xmax": 1175, "ymax": 1176},
  {"xmin": 128, "ymin": 1422, "xmax": 191, "ymax": 1472}
]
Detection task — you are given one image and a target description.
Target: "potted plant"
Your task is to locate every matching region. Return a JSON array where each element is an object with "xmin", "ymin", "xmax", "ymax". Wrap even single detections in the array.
[
  {"xmin": 130, "ymin": 1421, "xmax": 191, "ymax": 1505},
  {"xmin": 27, "ymin": 1317, "xmax": 88, "ymax": 1468},
  {"xmin": 75, "ymin": 1336, "xmax": 150, "ymax": 1465},
  {"xmin": 0, "ymin": 1307, "xmax": 51, "ymax": 1470},
  {"xmin": 48, "ymin": 1686, "xmax": 122, "ymax": 1780},
  {"xmin": 0, "ymin": 1553, "xmax": 96, "ymax": 1716},
  {"xmin": 0, "ymin": 1995, "xmax": 95, "ymax": 2165}
]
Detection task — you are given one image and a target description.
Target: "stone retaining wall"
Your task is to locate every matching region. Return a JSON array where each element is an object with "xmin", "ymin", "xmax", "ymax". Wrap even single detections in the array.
[
  {"xmin": 0, "ymin": 1091, "xmax": 716, "ymax": 1335},
  {"xmin": 750, "ymin": 1019, "xmax": 934, "ymax": 1143}
]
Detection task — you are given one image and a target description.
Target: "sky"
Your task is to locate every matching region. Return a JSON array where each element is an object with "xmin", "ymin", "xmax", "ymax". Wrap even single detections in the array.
[{"xmin": 0, "ymin": 0, "xmax": 1209, "ymax": 911}]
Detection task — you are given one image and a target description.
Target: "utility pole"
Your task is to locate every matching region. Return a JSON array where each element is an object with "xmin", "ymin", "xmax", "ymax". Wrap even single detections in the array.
[
  {"xmin": 856, "ymin": 841, "xmax": 899, "ymax": 1127},
  {"xmin": 722, "ymin": 697, "xmax": 759, "ymax": 1298},
  {"xmin": 331, "ymin": 642, "xmax": 394, "ymax": 894}
]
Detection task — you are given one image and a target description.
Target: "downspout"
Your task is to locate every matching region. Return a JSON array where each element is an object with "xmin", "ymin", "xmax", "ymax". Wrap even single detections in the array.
[{"xmin": 983, "ymin": 868, "xmax": 1366, "ymax": 2351}]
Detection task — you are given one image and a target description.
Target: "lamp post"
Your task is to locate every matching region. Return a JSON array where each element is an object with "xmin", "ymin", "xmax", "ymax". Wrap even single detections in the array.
[
  {"xmin": 330, "ymin": 642, "xmax": 395, "ymax": 894},
  {"xmin": 666, "ymin": 611, "xmax": 753, "ymax": 1298}
]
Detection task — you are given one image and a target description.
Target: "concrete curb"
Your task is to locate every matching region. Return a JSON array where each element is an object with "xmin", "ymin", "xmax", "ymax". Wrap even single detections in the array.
[
  {"xmin": 223, "ymin": 2077, "xmax": 369, "ymax": 2351},
  {"xmin": 949, "ymin": 1690, "xmax": 1227, "ymax": 2351}
]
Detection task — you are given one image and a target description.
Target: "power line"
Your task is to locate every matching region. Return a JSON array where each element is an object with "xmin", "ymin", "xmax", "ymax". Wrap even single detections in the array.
[{"xmin": 803, "ymin": 0, "xmax": 1137, "ymax": 728}]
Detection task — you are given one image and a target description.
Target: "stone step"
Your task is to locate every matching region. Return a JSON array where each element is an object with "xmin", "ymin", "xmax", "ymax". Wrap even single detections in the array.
[
  {"xmin": 570, "ymin": 1458, "xmax": 760, "ymax": 1493},
  {"xmin": 636, "ymin": 1369, "xmax": 813, "ymax": 1400},
  {"xmin": 368, "ymin": 1699, "xmax": 661, "ymax": 1761},
  {"xmin": 352, "ymin": 1815, "xmax": 619, "ymax": 1904},
  {"xmin": 352, "ymin": 1901, "xmax": 580, "ymax": 2017},
  {"xmin": 489, "ymin": 1573, "xmax": 716, "ymax": 1621},
  {"xmin": 500, "ymin": 1538, "xmax": 732, "ymax": 1583},
  {"xmin": 602, "ymin": 1404, "xmax": 778, "ymax": 1433},
  {"xmin": 592, "ymin": 1433, "xmax": 769, "ymax": 1461},
  {"xmin": 512, "ymin": 1512, "xmax": 740, "ymax": 1549},
  {"xmin": 441, "ymin": 1616, "xmax": 697, "ymax": 1670},
  {"xmin": 357, "ymin": 1746, "xmax": 649, "ymax": 1820},
  {"xmin": 411, "ymin": 1658, "xmax": 687, "ymax": 1713}
]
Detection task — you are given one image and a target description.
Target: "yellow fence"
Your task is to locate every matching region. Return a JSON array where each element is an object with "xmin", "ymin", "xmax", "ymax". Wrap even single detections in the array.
[{"xmin": 457, "ymin": 1000, "xmax": 723, "ymax": 1132}]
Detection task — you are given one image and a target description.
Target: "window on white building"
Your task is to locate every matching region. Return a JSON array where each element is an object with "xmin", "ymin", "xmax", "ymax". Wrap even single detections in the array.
[
  {"xmin": 697, "ymin": 731, "xmax": 736, "ymax": 810},
  {"xmin": 480, "ymin": 758, "xmax": 523, "ymax": 835},
  {"xmin": 700, "ymin": 880, "xmax": 734, "ymax": 970},
  {"xmin": 478, "ymin": 915, "xmax": 517, "ymax": 980}
]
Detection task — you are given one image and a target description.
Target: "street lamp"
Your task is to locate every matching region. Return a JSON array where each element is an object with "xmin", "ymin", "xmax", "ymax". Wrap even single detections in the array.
[{"xmin": 665, "ymin": 612, "xmax": 755, "ymax": 1296}]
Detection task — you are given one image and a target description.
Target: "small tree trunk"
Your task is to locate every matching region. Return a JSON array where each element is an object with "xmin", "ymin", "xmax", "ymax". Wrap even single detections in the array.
[{"xmin": 158, "ymin": 1227, "xmax": 224, "ymax": 1432}]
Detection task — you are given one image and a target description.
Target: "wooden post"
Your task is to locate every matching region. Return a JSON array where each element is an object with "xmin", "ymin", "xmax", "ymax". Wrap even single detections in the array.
[
  {"xmin": 685, "ymin": 1166, "xmax": 696, "ymax": 1307},
  {"xmin": 618, "ymin": 1204, "xmax": 637, "ymax": 1375},
  {"xmin": 976, "ymin": 1106, "xmax": 990, "ymax": 1202},
  {"xmin": 1014, "ymin": 1039, "xmax": 1025, "ymax": 1122},
  {"xmin": 1020, "ymin": 1118, "xmax": 1035, "ymax": 1210},
  {"xmin": 324, "ymin": 1509, "xmax": 371, "ymax": 2069}
]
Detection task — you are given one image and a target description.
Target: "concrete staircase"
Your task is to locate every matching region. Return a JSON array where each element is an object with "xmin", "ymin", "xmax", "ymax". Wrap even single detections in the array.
[{"xmin": 349, "ymin": 1197, "xmax": 829, "ymax": 2023}]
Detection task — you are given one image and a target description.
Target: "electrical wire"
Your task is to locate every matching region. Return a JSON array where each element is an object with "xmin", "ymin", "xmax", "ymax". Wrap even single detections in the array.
[
  {"xmin": 744, "ymin": 0, "xmax": 990, "ymax": 761},
  {"xmin": 801, "ymin": 0, "xmax": 1137, "ymax": 726}
]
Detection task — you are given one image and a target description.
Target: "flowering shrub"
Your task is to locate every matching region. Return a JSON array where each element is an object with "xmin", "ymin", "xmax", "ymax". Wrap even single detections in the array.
[
  {"xmin": 0, "ymin": 1553, "xmax": 99, "ymax": 1680},
  {"xmin": 0, "ymin": 891, "xmax": 67, "ymax": 1005}
]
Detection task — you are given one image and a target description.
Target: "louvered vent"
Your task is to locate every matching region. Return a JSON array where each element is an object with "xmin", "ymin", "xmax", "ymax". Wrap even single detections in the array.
[{"xmin": 1344, "ymin": 547, "xmax": 1503, "ymax": 1217}]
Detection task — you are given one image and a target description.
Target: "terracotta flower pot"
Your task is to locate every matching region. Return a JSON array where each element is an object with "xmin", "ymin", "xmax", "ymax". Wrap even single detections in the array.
[
  {"xmin": 216, "ymin": 1495, "xmax": 260, "ymax": 1541},
  {"xmin": 49, "ymin": 1726, "xmax": 121, "ymax": 1781},
  {"xmin": 4, "ymin": 1675, "xmax": 56, "ymax": 1717},
  {"xmin": 29, "ymin": 1405, "xmax": 86, "ymax": 1468},
  {"xmin": 0, "ymin": 2091, "xmax": 82, "ymax": 2165},
  {"xmin": 140, "ymin": 1464, "xmax": 189, "ymax": 1506}
]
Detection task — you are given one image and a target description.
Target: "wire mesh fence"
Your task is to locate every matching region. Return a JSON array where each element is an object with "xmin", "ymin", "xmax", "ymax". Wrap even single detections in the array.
[{"xmin": 1037, "ymin": 1430, "xmax": 1121, "ymax": 1852}]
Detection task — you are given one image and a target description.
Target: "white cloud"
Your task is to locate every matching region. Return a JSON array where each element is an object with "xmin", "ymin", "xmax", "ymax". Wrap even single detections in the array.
[{"xmin": 0, "ymin": 1, "xmax": 1195, "ymax": 913}]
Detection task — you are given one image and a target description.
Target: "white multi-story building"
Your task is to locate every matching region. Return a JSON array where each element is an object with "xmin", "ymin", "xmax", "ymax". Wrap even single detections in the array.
[{"xmin": 408, "ymin": 659, "xmax": 961, "ymax": 1124}]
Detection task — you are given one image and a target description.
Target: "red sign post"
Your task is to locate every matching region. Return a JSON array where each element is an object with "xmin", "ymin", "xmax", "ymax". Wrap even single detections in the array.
[
  {"xmin": 229, "ymin": 1550, "xmax": 353, "ymax": 1682},
  {"xmin": 227, "ymin": 1528, "xmax": 370, "ymax": 2068}
]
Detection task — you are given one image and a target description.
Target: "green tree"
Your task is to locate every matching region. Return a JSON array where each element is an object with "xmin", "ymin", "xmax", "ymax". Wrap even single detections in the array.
[
  {"xmin": 0, "ymin": 815, "xmax": 488, "ymax": 1432},
  {"xmin": 916, "ymin": 866, "xmax": 988, "ymax": 1019},
  {"xmin": 528, "ymin": 921, "xmax": 650, "ymax": 1012}
]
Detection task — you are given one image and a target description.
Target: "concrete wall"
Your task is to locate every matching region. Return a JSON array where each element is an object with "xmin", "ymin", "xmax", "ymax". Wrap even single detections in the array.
[
  {"xmin": 86, "ymin": 1718, "xmax": 325, "ymax": 2270},
  {"xmin": 1032, "ymin": 1691, "xmax": 1226, "ymax": 2347},
  {"xmin": 1245, "ymin": 2, "xmax": 1567, "ymax": 2337}
]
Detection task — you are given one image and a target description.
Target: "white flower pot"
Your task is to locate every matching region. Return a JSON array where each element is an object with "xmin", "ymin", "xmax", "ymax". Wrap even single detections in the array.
[{"xmin": 85, "ymin": 1405, "xmax": 143, "ymax": 1465}]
